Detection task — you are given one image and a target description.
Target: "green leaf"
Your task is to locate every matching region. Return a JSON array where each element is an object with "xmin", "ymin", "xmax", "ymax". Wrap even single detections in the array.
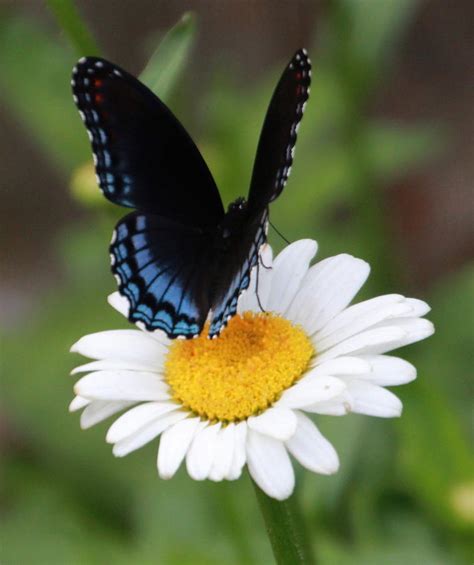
[
  {"xmin": 140, "ymin": 12, "xmax": 196, "ymax": 101},
  {"xmin": 46, "ymin": 0, "xmax": 101, "ymax": 56},
  {"xmin": 0, "ymin": 15, "xmax": 89, "ymax": 171}
]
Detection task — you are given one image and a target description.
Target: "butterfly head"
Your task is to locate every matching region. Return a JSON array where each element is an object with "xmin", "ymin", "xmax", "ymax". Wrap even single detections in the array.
[{"xmin": 212, "ymin": 197, "xmax": 248, "ymax": 248}]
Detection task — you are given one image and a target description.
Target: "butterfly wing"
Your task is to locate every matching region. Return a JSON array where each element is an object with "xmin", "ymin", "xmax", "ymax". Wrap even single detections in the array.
[
  {"xmin": 209, "ymin": 209, "xmax": 268, "ymax": 337},
  {"xmin": 247, "ymin": 49, "xmax": 311, "ymax": 216},
  {"xmin": 71, "ymin": 57, "xmax": 224, "ymax": 228},
  {"xmin": 207, "ymin": 49, "xmax": 311, "ymax": 336},
  {"xmin": 111, "ymin": 212, "xmax": 213, "ymax": 338}
]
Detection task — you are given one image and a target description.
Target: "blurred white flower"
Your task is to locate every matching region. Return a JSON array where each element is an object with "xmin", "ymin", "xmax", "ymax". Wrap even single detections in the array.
[{"xmin": 70, "ymin": 240, "xmax": 434, "ymax": 500}]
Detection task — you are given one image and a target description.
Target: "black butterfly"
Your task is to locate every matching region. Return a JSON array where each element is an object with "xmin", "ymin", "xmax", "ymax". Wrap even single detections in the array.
[{"xmin": 71, "ymin": 49, "xmax": 311, "ymax": 339}]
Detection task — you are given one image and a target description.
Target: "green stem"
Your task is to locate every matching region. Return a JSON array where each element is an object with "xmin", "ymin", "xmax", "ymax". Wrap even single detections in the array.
[
  {"xmin": 253, "ymin": 480, "xmax": 315, "ymax": 565},
  {"xmin": 46, "ymin": 0, "xmax": 101, "ymax": 56}
]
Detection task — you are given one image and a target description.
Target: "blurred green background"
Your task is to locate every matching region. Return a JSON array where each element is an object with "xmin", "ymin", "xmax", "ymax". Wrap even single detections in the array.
[{"xmin": 1, "ymin": 1, "xmax": 472, "ymax": 563}]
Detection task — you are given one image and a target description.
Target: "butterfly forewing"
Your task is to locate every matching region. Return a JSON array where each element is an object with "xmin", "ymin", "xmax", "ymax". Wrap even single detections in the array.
[
  {"xmin": 247, "ymin": 49, "xmax": 311, "ymax": 216},
  {"xmin": 72, "ymin": 57, "xmax": 224, "ymax": 228}
]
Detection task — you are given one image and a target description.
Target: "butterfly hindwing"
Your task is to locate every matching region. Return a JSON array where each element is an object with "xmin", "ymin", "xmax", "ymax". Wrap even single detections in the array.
[
  {"xmin": 72, "ymin": 57, "xmax": 224, "ymax": 228},
  {"xmin": 209, "ymin": 209, "xmax": 268, "ymax": 337},
  {"xmin": 247, "ymin": 49, "xmax": 311, "ymax": 216},
  {"xmin": 111, "ymin": 212, "xmax": 213, "ymax": 338}
]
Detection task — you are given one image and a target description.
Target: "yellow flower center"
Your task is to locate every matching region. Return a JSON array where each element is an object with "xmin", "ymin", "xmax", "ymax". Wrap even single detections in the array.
[{"xmin": 165, "ymin": 312, "xmax": 314, "ymax": 422}]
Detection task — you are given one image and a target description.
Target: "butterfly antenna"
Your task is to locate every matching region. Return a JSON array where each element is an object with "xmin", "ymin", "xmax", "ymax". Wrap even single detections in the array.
[{"xmin": 270, "ymin": 221, "xmax": 291, "ymax": 244}]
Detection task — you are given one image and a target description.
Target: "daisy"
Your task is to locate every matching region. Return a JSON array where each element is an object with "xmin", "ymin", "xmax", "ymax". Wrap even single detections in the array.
[{"xmin": 70, "ymin": 240, "xmax": 434, "ymax": 500}]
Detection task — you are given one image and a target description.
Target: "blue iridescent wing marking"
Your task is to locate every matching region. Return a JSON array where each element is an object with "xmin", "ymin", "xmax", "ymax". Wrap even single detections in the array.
[
  {"xmin": 71, "ymin": 57, "xmax": 224, "ymax": 228},
  {"xmin": 111, "ymin": 212, "xmax": 212, "ymax": 338}
]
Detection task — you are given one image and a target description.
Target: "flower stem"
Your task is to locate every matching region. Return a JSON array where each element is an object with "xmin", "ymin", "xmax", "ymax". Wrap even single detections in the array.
[{"xmin": 252, "ymin": 480, "xmax": 315, "ymax": 564}]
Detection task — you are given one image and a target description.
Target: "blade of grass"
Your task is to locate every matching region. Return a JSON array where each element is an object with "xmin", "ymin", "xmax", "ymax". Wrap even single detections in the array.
[
  {"xmin": 46, "ymin": 0, "xmax": 101, "ymax": 56},
  {"xmin": 140, "ymin": 12, "xmax": 196, "ymax": 100}
]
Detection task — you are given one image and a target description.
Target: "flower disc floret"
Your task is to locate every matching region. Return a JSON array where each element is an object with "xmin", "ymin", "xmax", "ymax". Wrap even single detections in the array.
[{"xmin": 165, "ymin": 312, "xmax": 314, "ymax": 422}]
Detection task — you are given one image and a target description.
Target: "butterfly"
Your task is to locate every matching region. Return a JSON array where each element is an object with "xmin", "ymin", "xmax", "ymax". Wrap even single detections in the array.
[{"xmin": 71, "ymin": 49, "xmax": 311, "ymax": 339}]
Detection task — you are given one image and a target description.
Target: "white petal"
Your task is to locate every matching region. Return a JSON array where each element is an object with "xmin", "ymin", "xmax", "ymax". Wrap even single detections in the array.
[
  {"xmin": 277, "ymin": 375, "xmax": 346, "ymax": 409},
  {"xmin": 158, "ymin": 417, "xmax": 205, "ymax": 479},
  {"xmin": 186, "ymin": 423, "xmax": 221, "ymax": 480},
  {"xmin": 112, "ymin": 410, "xmax": 188, "ymax": 457},
  {"xmin": 71, "ymin": 330, "xmax": 167, "ymax": 369},
  {"xmin": 247, "ymin": 430, "xmax": 294, "ymax": 500},
  {"xmin": 310, "ymin": 356, "xmax": 371, "ymax": 374},
  {"xmin": 286, "ymin": 254, "xmax": 370, "ymax": 334},
  {"xmin": 209, "ymin": 423, "xmax": 236, "ymax": 482},
  {"xmin": 238, "ymin": 244, "xmax": 273, "ymax": 313},
  {"xmin": 226, "ymin": 421, "xmax": 248, "ymax": 480},
  {"xmin": 286, "ymin": 411, "xmax": 339, "ymax": 474},
  {"xmin": 266, "ymin": 240, "xmax": 317, "ymax": 313},
  {"xmin": 106, "ymin": 401, "xmax": 179, "ymax": 443},
  {"xmin": 69, "ymin": 395, "xmax": 90, "ymax": 412},
  {"xmin": 75, "ymin": 370, "xmax": 170, "ymax": 401},
  {"xmin": 107, "ymin": 291, "xmax": 130, "ymax": 317},
  {"xmin": 315, "ymin": 326, "xmax": 406, "ymax": 362},
  {"xmin": 303, "ymin": 390, "xmax": 354, "ymax": 415},
  {"xmin": 315, "ymin": 300, "xmax": 413, "ymax": 353},
  {"xmin": 314, "ymin": 294, "xmax": 404, "ymax": 341},
  {"xmin": 357, "ymin": 355, "xmax": 417, "ymax": 385},
  {"xmin": 147, "ymin": 330, "xmax": 171, "ymax": 347},
  {"xmin": 80, "ymin": 400, "xmax": 134, "ymax": 429},
  {"xmin": 366, "ymin": 318, "xmax": 434, "ymax": 354},
  {"xmin": 71, "ymin": 359, "xmax": 157, "ymax": 374},
  {"xmin": 356, "ymin": 318, "xmax": 435, "ymax": 355},
  {"xmin": 248, "ymin": 407, "xmax": 297, "ymax": 441},
  {"xmin": 402, "ymin": 298, "xmax": 431, "ymax": 317},
  {"xmin": 346, "ymin": 380, "xmax": 402, "ymax": 417}
]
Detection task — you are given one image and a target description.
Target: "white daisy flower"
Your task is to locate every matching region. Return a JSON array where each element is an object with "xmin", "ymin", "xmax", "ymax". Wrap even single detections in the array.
[{"xmin": 70, "ymin": 240, "xmax": 434, "ymax": 500}]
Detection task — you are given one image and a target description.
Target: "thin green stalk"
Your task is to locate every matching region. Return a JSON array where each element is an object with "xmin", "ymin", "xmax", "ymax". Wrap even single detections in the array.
[
  {"xmin": 253, "ymin": 480, "xmax": 315, "ymax": 565},
  {"xmin": 46, "ymin": 0, "xmax": 101, "ymax": 56}
]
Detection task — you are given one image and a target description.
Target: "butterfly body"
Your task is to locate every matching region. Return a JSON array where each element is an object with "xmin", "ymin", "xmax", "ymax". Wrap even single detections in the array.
[{"xmin": 72, "ymin": 50, "xmax": 310, "ymax": 338}]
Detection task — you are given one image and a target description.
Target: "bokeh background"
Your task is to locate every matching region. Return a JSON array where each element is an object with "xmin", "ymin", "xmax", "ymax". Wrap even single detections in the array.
[{"xmin": 1, "ymin": 1, "xmax": 473, "ymax": 563}]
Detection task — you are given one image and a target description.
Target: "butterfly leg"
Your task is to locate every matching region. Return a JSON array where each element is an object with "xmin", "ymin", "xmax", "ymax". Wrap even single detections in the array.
[{"xmin": 254, "ymin": 259, "xmax": 267, "ymax": 313}]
